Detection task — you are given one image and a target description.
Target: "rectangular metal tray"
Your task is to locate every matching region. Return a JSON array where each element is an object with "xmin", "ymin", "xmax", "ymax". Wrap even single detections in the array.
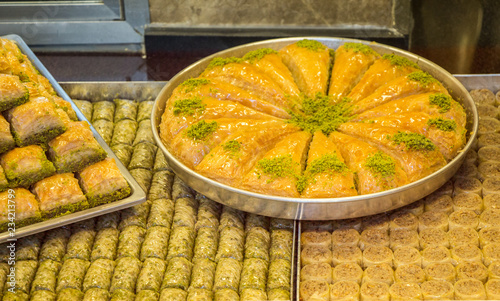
[{"xmin": 0, "ymin": 34, "xmax": 146, "ymax": 243}]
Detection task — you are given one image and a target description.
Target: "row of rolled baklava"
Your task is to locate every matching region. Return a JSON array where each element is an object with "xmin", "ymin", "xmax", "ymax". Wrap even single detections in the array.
[
  {"xmin": 0, "ymin": 38, "xmax": 131, "ymax": 230},
  {"xmin": 298, "ymin": 88, "xmax": 500, "ymax": 300}
]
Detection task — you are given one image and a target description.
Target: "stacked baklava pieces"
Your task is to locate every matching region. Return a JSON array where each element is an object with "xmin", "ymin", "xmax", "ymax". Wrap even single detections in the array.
[
  {"xmin": 0, "ymin": 95, "xmax": 295, "ymax": 301},
  {"xmin": 299, "ymin": 88, "xmax": 500, "ymax": 300},
  {"xmin": 0, "ymin": 38, "xmax": 131, "ymax": 230},
  {"xmin": 160, "ymin": 39, "xmax": 467, "ymax": 198}
]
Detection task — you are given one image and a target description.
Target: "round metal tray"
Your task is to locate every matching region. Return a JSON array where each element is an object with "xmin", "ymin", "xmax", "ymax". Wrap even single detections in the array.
[{"xmin": 151, "ymin": 37, "xmax": 478, "ymax": 220}]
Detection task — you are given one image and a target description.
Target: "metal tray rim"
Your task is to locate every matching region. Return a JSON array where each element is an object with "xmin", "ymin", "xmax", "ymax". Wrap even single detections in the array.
[
  {"xmin": 151, "ymin": 36, "xmax": 478, "ymax": 220},
  {"xmin": 0, "ymin": 34, "xmax": 146, "ymax": 242}
]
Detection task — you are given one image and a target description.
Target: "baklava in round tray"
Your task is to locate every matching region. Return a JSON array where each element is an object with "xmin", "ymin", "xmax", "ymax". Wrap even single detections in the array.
[{"xmin": 152, "ymin": 37, "xmax": 478, "ymax": 220}]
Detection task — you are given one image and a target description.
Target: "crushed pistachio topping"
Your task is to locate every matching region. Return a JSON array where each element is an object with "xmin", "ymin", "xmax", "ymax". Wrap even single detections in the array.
[
  {"xmin": 365, "ymin": 151, "xmax": 396, "ymax": 177},
  {"xmin": 427, "ymin": 117, "xmax": 457, "ymax": 132},
  {"xmin": 296, "ymin": 39, "xmax": 326, "ymax": 52},
  {"xmin": 407, "ymin": 71, "xmax": 438, "ymax": 88},
  {"xmin": 173, "ymin": 96, "xmax": 206, "ymax": 116},
  {"xmin": 222, "ymin": 140, "xmax": 242, "ymax": 157},
  {"xmin": 343, "ymin": 42, "xmax": 377, "ymax": 55},
  {"xmin": 297, "ymin": 153, "xmax": 348, "ymax": 193},
  {"xmin": 256, "ymin": 154, "xmax": 298, "ymax": 181},
  {"xmin": 179, "ymin": 78, "xmax": 210, "ymax": 93},
  {"xmin": 429, "ymin": 93, "xmax": 452, "ymax": 113},
  {"xmin": 185, "ymin": 120, "xmax": 218, "ymax": 141},
  {"xmin": 243, "ymin": 48, "xmax": 277, "ymax": 63},
  {"xmin": 206, "ymin": 57, "xmax": 243, "ymax": 69},
  {"xmin": 288, "ymin": 93, "xmax": 353, "ymax": 135},
  {"xmin": 382, "ymin": 54, "xmax": 419, "ymax": 69},
  {"xmin": 390, "ymin": 131, "xmax": 436, "ymax": 151}
]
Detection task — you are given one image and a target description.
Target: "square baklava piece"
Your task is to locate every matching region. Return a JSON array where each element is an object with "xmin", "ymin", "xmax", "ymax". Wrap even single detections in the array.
[
  {"xmin": 0, "ymin": 114, "xmax": 15, "ymax": 154},
  {"xmin": 0, "ymin": 145, "xmax": 55, "ymax": 187},
  {"xmin": 6, "ymin": 96, "xmax": 67, "ymax": 146},
  {"xmin": 0, "ymin": 188, "xmax": 41, "ymax": 231},
  {"xmin": 48, "ymin": 121, "xmax": 107, "ymax": 173},
  {"xmin": 32, "ymin": 173, "xmax": 89, "ymax": 218},
  {"xmin": 0, "ymin": 74, "xmax": 29, "ymax": 111},
  {"xmin": 78, "ymin": 158, "xmax": 131, "ymax": 207}
]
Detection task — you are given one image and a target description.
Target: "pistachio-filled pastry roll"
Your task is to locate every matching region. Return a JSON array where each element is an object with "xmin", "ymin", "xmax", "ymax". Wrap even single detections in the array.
[
  {"xmin": 92, "ymin": 101, "xmax": 115, "ymax": 122},
  {"xmin": 111, "ymin": 119, "xmax": 137, "ymax": 147},
  {"xmin": 158, "ymin": 288, "xmax": 187, "ymax": 301},
  {"xmin": 186, "ymin": 288, "xmax": 213, "ymax": 301},
  {"xmin": 137, "ymin": 100, "xmax": 154, "ymax": 122},
  {"xmin": 328, "ymin": 43, "xmax": 379, "ymax": 101},
  {"xmin": 333, "ymin": 263, "xmax": 363, "ymax": 284},
  {"xmin": 359, "ymin": 281, "xmax": 390, "ymax": 301},
  {"xmin": 0, "ymin": 188, "xmax": 41, "ymax": 230},
  {"xmin": 331, "ymin": 132, "xmax": 407, "ymax": 195},
  {"xmin": 240, "ymin": 288, "xmax": 267, "ymax": 301},
  {"xmin": 421, "ymin": 279, "xmax": 454, "ymax": 299},
  {"xmin": 216, "ymin": 226, "xmax": 244, "ymax": 262},
  {"xmin": 193, "ymin": 227, "xmax": 219, "ymax": 261},
  {"xmin": 299, "ymin": 280, "xmax": 330, "ymax": 301},
  {"xmin": 389, "ymin": 282, "xmax": 422, "ymax": 301},
  {"xmin": 201, "ymin": 56, "xmax": 299, "ymax": 112},
  {"xmin": 139, "ymin": 226, "xmax": 170, "ymax": 261},
  {"xmin": 78, "ymin": 158, "xmax": 131, "ymax": 206},
  {"xmin": 352, "ymin": 71, "xmax": 449, "ymax": 114},
  {"xmin": 166, "ymin": 226, "xmax": 195, "ymax": 261},
  {"xmin": 90, "ymin": 227, "xmax": 119, "ymax": 261},
  {"xmin": 82, "ymin": 258, "xmax": 115, "ymax": 292},
  {"xmin": 109, "ymin": 256, "xmax": 141, "ymax": 293},
  {"xmin": 279, "ymin": 39, "xmax": 331, "ymax": 98},
  {"xmin": 161, "ymin": 256, "xmax": 193, "ymax": 291},
  {"xmin": 135, "ymin": 290, "xmax": 159, "ymax": 301},
  {"xmin": 64, "ymin": 226, "xmax": 95, "ymax": 261},
  {"xmin": 245, "ymin": 226, "xmax": 270, "ymax": 261},
  {"xmin": 241, "ymin": 131, "xmax": 310, "ymax": 198},
  {"xmin": 338, "ymin": 123, "xmax": 446, "ymax": 182},
  {"xmin": 239, "ymin": 258, "xmax": 268, "ymax": 292},
  {"xmin": 92, "ymin": 119, "xmax": 113, "ymax": 145},
  {"xmin": 172, "ymin": 197, "xmax": 198, "ymax": 229},
  {"xmin": 1, "ymin": 145, "xmax": 55, "ymax": 187},
  {"xmin": 0, "ymin": 73, "xmax": 29, "ymax": 111},
  {"xmin": 48, "ymin": 121, "xmax": 106, "ymax": 173},
  {"xmin": 454, "ymin": 278, "xmax": 486, "ymax": 300},
  {"xmin": 56, "ymin": 258, "xmax": 90, "ymax": 293},
  {"xmin": 301, "ymin": 131, "xmax": 357, "ymax": 198},
  {"xmin": 301, "ymin": 262, "xmax": 332, "ymax": 283},
  {"xmin": 347, "ymin": 54, "xmax": 420, "ymax": 103},
  {"xmin": 147, "ymin": 198, "xmax": 174, "ymax": 229},
  {"xmin": 214, "ymin": 258, "xmax": 242, "ymax": 292},
  {"xmin": 57, "ymin": 288, "xmax": 84, "ymax": 301},
  {"xmin": 113, "ymin": 98, "xmax": 137, "ymax": 122},
  {"xmin": 270, "ymin": 228, "xmax": 293, "ymax": 261},
  {"xmin": 30, "ymin": 259, "xmax": 61, "ymax": 292},
  {"xmin": 133, "ymin": 119, "xmax": 156, "ymax": 146},
  {"xmin": 219, "ymin": 205, "xmax": 245, "ymax": 230},
  {"xmin": 32, "ymin": 173, "xmax": 88, "ymax": 218},
  {"xmin": 243, "ymin": 48, "xmax": 301, "ymax": 101},
  {"xmin": 190, "ymin": 258, "xmax": 216, "ymax": 290},
  {"xmin": 136, "ymin": 257, "xmax": 166, "ymax": 292},
  {"xmin": 6, "ymin": 96, "xmax": 66, "ymax": 146}
]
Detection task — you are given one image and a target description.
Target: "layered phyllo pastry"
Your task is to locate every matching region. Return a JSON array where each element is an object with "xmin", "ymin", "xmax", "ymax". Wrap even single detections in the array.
[
  {"xmin": 0, "ymin": 188, "xmax": 41, "ymax": 230},
  {"xmin": 32, "ymin": 173, "xmax": 88, "ymax": 218},
  {"xmin": 0, "ymin": 73, "xmax": 29, "ymax": 111},
  {"xmin": 48, "ymin": 121, "xmax": 106, "ymax": 173},
  {"xmin": 78, "ymin": 158, "xmax": 131, "ymax": 206},
  {"xmin": 159, "ymin": 39, "xmax": 468, "ymax": 198},
  {"xmin": 6, "ymin": 96, "xmax": 67, "ymax": 146},
  {"xmin": 0, "ymin": 145, "xmax": 55, "ymax": 187}
]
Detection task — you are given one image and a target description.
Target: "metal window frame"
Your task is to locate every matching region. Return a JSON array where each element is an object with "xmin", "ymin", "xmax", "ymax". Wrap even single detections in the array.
[{"xmin": 0, "ymin": 0, "xmax": 149, "ymax": 53}]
